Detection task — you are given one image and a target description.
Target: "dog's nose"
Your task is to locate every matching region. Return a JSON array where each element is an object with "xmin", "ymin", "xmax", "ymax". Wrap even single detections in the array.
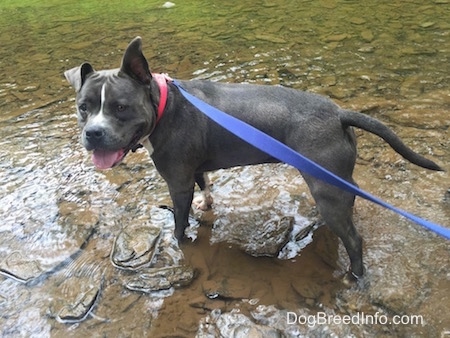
[{"xmin": 85, "ymin": 127, "xmax": 105, "ymax": 141}]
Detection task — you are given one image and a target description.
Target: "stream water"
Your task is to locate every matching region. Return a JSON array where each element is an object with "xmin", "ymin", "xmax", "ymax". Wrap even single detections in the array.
[{"xmin": 0, "ymin": 0, "xmax": 449, "ymax": 337}]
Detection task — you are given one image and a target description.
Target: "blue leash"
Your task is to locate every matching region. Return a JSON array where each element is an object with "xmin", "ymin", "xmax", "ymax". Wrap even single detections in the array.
[{"xmin": 171, "ymin": 80, "xmax": 450, "ymax": 240}]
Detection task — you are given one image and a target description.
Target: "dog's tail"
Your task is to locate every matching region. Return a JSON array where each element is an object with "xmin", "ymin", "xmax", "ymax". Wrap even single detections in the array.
[{"xmin": 339, "ymin": 110, "xmax": 443, "ymax": 171}]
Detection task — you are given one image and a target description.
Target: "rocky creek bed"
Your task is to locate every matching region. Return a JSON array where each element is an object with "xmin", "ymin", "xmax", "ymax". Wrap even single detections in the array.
[{"xmin": 1, "ymin": 0, "xmax": 449, "ymax": 336}]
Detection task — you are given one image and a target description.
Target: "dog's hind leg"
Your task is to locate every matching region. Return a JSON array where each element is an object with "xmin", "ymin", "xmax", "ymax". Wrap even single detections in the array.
[
  {"xmin": 193, "ymin": 172, "xmax": 213, "ymax": 210},
  {"xmin": 302, "ymin": 174, "xmax": 364, "ymax": 278}
]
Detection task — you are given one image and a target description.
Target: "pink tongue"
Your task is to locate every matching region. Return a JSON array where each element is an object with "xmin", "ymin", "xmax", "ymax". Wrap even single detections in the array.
[{"xmin": 92, "ymin": 149, "xmax": 124, "ymax": 169}]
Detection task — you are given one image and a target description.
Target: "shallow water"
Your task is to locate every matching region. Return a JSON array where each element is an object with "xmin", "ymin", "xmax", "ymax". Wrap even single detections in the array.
[{"xmin": 0, "ymin": 0, "xmax": 449, "ymax": 337}]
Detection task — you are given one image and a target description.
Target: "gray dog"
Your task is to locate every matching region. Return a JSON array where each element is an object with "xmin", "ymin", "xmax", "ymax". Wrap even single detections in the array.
[{"xmin": 65, "ymin": 37, "xmax": 442, "ymax": 278}]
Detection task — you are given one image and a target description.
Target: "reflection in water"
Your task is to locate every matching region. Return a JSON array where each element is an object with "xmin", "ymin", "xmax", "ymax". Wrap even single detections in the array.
[{"xmin": 0, "ymin": 0, "xmax": 449, "ymax": 336}]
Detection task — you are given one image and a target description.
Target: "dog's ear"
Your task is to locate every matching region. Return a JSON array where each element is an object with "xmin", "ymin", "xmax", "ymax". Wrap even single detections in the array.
[
  {"xmin": 64, "ymin": 63, "xmax": 95, "ymax": 92},
  {"xmin": 120, "ymin": 36, "xmax": 152, "ymax": 85}
]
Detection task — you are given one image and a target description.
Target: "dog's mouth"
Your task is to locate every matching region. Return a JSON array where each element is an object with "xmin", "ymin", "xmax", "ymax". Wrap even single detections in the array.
[
  {"xmin": 91, "ymin": 131, "xmax": 145, "ymax": 170},
  {"xmin": 92, "ymin": 148, "xmax": 126, "ymax": 169}
]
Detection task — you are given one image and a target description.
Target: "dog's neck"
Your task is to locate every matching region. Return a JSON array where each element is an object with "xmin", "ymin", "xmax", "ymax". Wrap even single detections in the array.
[{"xmin": 130, "ymin": 73, "xmax": 172, "ymax": 153}]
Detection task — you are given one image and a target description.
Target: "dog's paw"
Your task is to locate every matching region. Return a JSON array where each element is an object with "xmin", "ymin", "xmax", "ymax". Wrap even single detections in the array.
[{"xmin": 193, "ymin": 193, "xmax": 213, "ymax": 211}]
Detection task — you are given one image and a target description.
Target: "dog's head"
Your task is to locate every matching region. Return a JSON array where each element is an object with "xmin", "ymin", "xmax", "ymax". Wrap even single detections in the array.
[{"xmin": 65, "ymin": 37, "xmax": 159, "ymax": 169}]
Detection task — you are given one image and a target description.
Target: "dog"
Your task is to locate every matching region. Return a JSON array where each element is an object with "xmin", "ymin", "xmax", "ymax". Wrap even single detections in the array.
[{"xmin": 65, "ymin": 36, "xmax": 442, "ymax": 278}]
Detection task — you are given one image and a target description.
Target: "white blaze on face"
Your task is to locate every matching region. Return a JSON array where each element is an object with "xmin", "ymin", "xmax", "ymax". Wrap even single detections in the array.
[{"xmin": 90, "ymin": 83, "xmax": 108, "ymax": 128}]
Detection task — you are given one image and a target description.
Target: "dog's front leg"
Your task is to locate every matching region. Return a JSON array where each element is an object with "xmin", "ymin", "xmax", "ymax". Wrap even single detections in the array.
[{"xmin": 169, "ymin": 186, "xmax": 194, "ymax": 240}]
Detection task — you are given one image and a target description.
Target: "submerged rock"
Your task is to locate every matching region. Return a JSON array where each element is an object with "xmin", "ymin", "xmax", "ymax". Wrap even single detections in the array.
[
  {"xmin": 197, "ymin": 310, "xmax": 283, "ymax": 338},
  {"xmin": 125, "ymin": 265, "xmax": 195, "ymax": 292},
  {"xmin": 111, "ymin": 224, "xmax": 161, "ymax": 270},
  {"xmin": 51, "ymin": 272, "xmax": 104, "ymax": 324},
  {"xmin": 56, "ymin": 284, "xmax": 102, "ymax": 324},
  {"xmin": 202, "ymin": 278, "xmax": 252, "ymax": 300},
  {"xmin": 0, "ymin": 252, "xmax": 43, "ymax": 283},
  {"xmin": 112, "ymin": 206, "xmax": 198, "ymax": 292},
  {"xmin": 211, "ymin": 215, "xmax": 294, "ymax": 257}
]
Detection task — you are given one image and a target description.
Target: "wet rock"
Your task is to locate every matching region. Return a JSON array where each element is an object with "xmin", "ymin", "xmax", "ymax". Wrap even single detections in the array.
[
  {"xmin": 324, "ymin": 34, "xmax": 348, "ymax": 42},
  {"xmin": 350, "ymin": 17, "xmax": 366, "ymax": 25},
  {"xmin": 255, "ymin": 34, "xmax": 287, "ymax": 44},
  {"xmin": 320, "ymin": 0, "xmax": 337, "ymax": 9},
  {"xmin": 112, "ymin": 207, "xmax": 198, "ymax": 292},
  {"xmin": 161, "ymin": 1, "xmax": 175, "ymax": 8},
  {"xmin": 212, "ymin": 216, "xmax": 294, "ymax": 257},
  {"xmin": 0, "ymin": 221, "xmax": 94, "ymax": 285},
  {"xmin": 67, "ymin": 41, "xmax": 93, "ymax": 50},
  {"xmin": 369, "ymin": 268, "xmax": 429, "ymax": 315},
  {"xmin": 291, "ymin": 277, "xmax": 324, "ymax": 300},
  {"xmin": 320, "ymin": 75, "xmax": 337, "ymax": 87},
  {"xmin": 111, "ymin": 224, "xmax": 161, "ymax": 270},
  {"xmin": 358, "ymin": 45, "xmax": 375, "ymax": 53},
  {"xmin": 0, "ymin": 252, "xmax": 43, "ymax": 283},
  {"xmin": 111, "ymin": 207, "xmax": 198, "ymax": 271},
  {"xmin": 399, "ymin": 75, "xmax": 423, "ymax": 98},
  {"xmin": 56, "ymin": 285, "xmax": 102, "ymax": 323},
  {"xmin": 361, "ymin": 30, "xmax": 374, "ymax": 43},
  {"xmin": 197, "ymin": 310, "xmax": 283, "ymax": 338},
  {"xmin": 125, "ymin": 265, "xmax": 195, "ymax": 292},
  {"xmin": 420, "ymin": 22, "xmax": 435, "ymax": 28},
  {"xmin": 19, "ymin": 84, "xmax": 40, "ymax": 92},
  {"xmin": 380, "ymin": 107, "xmax": 448, "ymax": 129},
  {"xmin": 51, "ymin": 274, "xmax": 103, "ymax": 324},
  {"xmin": 400, "ymin": 46, "xmax": 437, "ymax": 56},
  {"xmin": 326, "ymin": 86, "xmax": 351, "ymax": 100},
  {"xmin": 443, "ymin": 189, "xmax": 450, "ymax": 203}
]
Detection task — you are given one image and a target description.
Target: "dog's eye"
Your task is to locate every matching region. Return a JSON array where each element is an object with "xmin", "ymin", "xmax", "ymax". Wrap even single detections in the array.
[
  {"xmin": 116, "ymin": 104, "xmax": 127, "ymax": 112},
  {"xmin": 79, "ymin": 103, "xmax": 87, "ymax": 112},
  {"xmin": 78, "ymin": 103, "xmax": 88, "ymax": 120}
]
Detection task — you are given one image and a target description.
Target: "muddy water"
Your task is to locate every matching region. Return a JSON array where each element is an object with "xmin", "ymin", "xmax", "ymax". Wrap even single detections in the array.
[{"xmin": 1, "ymin": 0, "xmax": 449, "ymax": 337}]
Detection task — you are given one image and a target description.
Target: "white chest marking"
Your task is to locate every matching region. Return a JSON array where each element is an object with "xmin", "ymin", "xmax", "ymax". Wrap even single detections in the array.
[{"xmin": 142, "ymin": 139, "xmax": 154, "ymax": 156}]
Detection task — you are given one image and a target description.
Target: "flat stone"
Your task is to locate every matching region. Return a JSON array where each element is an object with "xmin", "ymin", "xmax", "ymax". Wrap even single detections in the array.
[
  {"xmin": 197, "ymin": 311, "xmax": 283, "ymax": 337},
  {"xmin": 420, "ymin": 22, "xmax": 435, "ymax": 28},
  {"xmin": 324, "ymin": 34, "xmax": 348, "ymax": 42},
  {"xmin": 350, "ymin": 17, "xmax": 366, "ymax": 25},
  {"xmin": 320, "ymin": 75, "xmax": 337, "ymax": 87},
  {"xmin": 111, "ymin": 224, "xmax": 161, "ymax": 270},
  {"xmin": 161, "ymin": 2, "xmax": 175, "ymax": 8},
  {"xmin": 212, "ymin": 215, "xmax": 294, "ymax": 257},
  {"xmin": 0, "ymin": 252, "xmax": 43, "ymax": 283},
  {"xmin": 291, "ymin": 277, "xmax": 324, "ymax": 299},
  {"xmin": 361, "ymin": 30, "xmax": 374, "ymax": 43},
  {"xmin": 125, "ymin": 265, "xmax": 195, "ymax": 292},
  {"xmin": 57, "ymin": 286, "xmax": 101, "ymax": 323},
  {"xmin": 255, "ymin": 34, "xmax": 287, "ymax": 44}
]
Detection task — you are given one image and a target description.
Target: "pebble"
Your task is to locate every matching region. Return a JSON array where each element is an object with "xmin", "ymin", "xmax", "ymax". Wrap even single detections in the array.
[
  {"xmin": 19, "ymin": 85, "xmax": 40, "ymax": 92},
  {"xmin": 420, "ymin": 22, "xmax": 435, "ymax": 28},
  {"xmin": 202, "ymin": 278, "xmax": 252, "ymax": 300},
  {"xmin": 324, "ymin": 34, "xmax": 348, "ymax": 42},
  {"xmin": 162, "ymin": 2, "xmax": 175, "ymax": 8},
  {"xmin": 255, "ymin": 34, "xmax": 287, "ymax": 44},
  {"xmin": 350, "ymin": 17, "xmax": 366, "ymax": 25},
  {"xmin": 320, "ymin": 75, "xmax": 337, "ymax": 87},
  {"xmin": 358, "ymin": 45, "xmax": 375, "ymax": 53},
  {"xmin": 360, "ymin": 30, "xmax": 374, "ymax": 43}
]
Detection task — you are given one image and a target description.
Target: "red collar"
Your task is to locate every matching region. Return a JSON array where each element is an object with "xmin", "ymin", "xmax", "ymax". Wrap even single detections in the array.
[{"xmin": 152, "ymin": 73, "xmax": 172, "ymax": 123}]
